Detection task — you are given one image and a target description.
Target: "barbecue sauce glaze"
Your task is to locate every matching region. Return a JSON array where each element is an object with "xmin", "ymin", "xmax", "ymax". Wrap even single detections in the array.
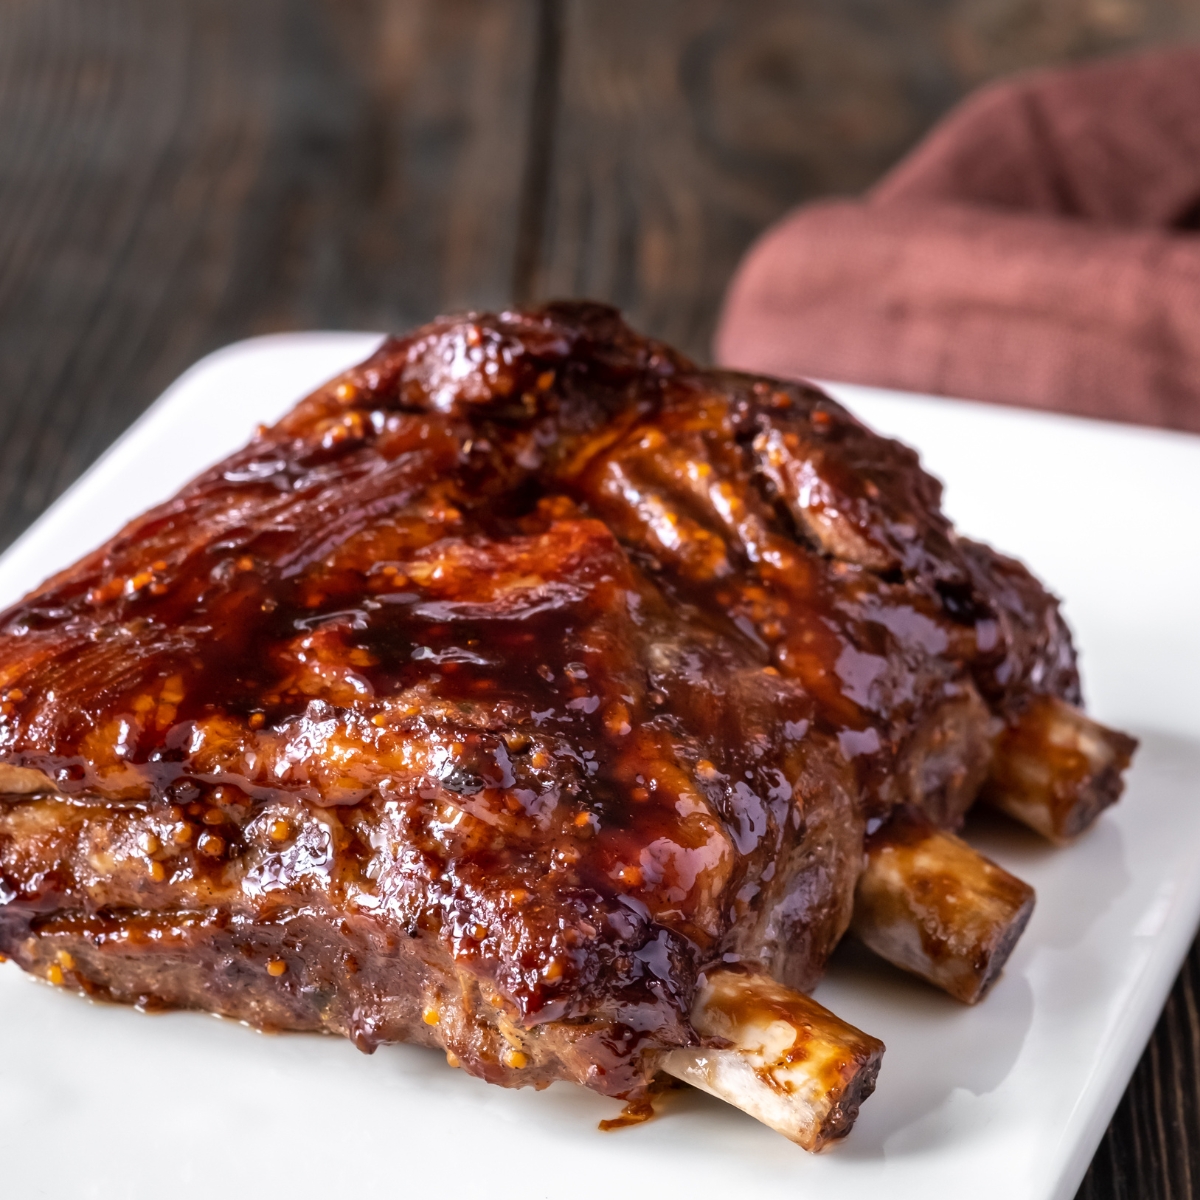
[{"xmin": 0, "ymin": 303, "xmax": 1079, "ymax": 1096}]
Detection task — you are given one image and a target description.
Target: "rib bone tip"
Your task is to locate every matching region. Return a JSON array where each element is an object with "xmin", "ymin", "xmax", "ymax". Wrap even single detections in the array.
[
  {"xmin": 662, "ymin": 966, "xmax": 883, "ymax": 1151},
  {"xmin": 852, "ymin": 805, "xmax": 1035, "ymax": 1005},
  {"xmin": 982, "ymin": 696, "xmax": 1137, "ymax": 844}
]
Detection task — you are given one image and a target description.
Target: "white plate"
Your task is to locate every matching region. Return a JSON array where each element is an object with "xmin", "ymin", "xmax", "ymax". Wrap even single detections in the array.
[{"xmin": 1, "ymin": 334, "xmax": 1198, "ymax": 1200}]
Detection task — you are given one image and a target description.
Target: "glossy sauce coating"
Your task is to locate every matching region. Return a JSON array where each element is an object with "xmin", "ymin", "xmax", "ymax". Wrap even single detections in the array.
[{"xmin": 0, "ymin": 303, "xmax": 1082, "ymax": 1094}]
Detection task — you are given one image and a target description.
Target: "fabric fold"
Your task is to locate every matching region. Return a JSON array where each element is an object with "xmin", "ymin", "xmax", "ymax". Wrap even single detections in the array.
[{"xmin": 716, "ymin": 45, "xmax": 1200, "ymax": 433}]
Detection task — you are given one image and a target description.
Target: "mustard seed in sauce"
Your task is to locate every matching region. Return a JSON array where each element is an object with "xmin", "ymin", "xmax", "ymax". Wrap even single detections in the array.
[{"xmin": 197, "ymin": 832, "xmax": 225, "ymax": 858}]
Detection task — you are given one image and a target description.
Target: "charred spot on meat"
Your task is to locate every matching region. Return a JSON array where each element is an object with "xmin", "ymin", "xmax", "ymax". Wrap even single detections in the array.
[{"xmin": 0, "ymin": 302, "xmax": 1136, "ymax": 1147}]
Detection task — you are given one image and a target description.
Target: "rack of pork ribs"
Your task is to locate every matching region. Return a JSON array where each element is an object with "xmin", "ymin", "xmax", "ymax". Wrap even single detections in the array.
[{"xmin": 0, "ymin": 303, "xmax": 1135, "ymax": 1149}]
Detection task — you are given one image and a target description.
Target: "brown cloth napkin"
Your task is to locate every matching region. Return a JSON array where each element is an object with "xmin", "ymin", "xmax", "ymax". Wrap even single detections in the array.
[{"xmin": 715, "ymin": 46, "xmax": 1200, "ymax": 433}]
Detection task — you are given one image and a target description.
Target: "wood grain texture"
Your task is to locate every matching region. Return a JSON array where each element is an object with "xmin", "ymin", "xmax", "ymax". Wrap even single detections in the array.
[
  {"xmin": 533, "ymin": 0, "xmax": 1200, "ymax": 360},
  {"xmin": 1078, "ymin": 943, "xmax": 1200, "ymax": 1200},
  {"xmin": 0, "ymin": 0, "xmax": 538, "ymax": 551},
  {"xmin": 0, "ymin": 2, "xmax": 1198, "ymax": 1195}
]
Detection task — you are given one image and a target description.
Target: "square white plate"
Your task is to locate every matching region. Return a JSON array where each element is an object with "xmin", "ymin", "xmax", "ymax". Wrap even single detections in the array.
[{"xmin": 1, "ymin": 334, "xmax": 1198, "ymax": 1200}]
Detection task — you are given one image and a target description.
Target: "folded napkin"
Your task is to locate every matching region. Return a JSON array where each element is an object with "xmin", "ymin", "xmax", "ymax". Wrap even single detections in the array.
[{"xmin": 715, "ymin": 46, "xmax": 1200, "ymax": 433}]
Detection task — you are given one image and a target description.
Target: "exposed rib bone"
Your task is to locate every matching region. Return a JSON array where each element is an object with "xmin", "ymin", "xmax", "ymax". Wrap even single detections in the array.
[
  {"xmin": 661, "ymin": 967, "xmax": 884, "ymax": 1151},
  {"xmin": 981, "ymin": 695, "xmax": 1137, "ymax": 843},
  {"xmin": 851, "ymin": 805, "xmax": 1034, "ymax": 1004}
]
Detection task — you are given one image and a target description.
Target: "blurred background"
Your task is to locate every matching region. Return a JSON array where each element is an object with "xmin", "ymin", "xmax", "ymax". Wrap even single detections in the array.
[
  {"xmin": 2, "ymin": 4, "xmax": 1199, "ymax": 1194},
  {"xmin": 6, "ymin": 1, "xmax": 1200, "ymax": 547}
]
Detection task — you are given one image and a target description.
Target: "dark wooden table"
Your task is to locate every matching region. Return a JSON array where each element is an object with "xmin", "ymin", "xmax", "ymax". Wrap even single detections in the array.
[{"xmin": 2, "ymin": 2, "xmax": 1199, "ymax": 1193}]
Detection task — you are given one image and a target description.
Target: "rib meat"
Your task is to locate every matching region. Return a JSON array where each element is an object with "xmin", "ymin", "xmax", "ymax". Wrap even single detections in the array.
[{"xmin": 0, "ymin": 303, "xmax": 1134, "ymax": 1137}]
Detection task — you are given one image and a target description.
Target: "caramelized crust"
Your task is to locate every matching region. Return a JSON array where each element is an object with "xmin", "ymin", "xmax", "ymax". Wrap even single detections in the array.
[{"xmin": 0, "ymin": 302, "xmax": 1106, "ymax": 1102}]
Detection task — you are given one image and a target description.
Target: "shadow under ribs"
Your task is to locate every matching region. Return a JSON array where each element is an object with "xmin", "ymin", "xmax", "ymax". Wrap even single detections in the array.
[{"xmin": 0, "ymin": 303, "xmax": 1134, "ymax": 1145}]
